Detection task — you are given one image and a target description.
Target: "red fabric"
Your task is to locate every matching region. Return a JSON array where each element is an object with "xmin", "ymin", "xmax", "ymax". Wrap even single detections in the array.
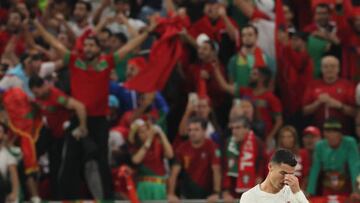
[
  {"xmin": 175, "ymin": 139, "xmax": 220, "ymax": 192},
  {"xmin": 236, "ymin": 131, "xmax": 258, "ymax": 192},
  {"xmin": 197, "ymin": 78, "xmax": 208, "ymax": 98},
  {"xmin": 239, "ymin": 88, "xmax": 282, "ymax": 137},
  {"xmin": 35, "ymin": 87, "xmax": 71, "ymax": 138},
  {"xmin": 184, "ymin": 62, "xmax": 227, "ymax": 108},
  {"xmin": 275, "ymin": 0, "xmax": 287, "ymax": 64},
  {"xmin": 189, "ymin": 15, "xmax": 238, "ymax": 42},
  {"xmin": 250, "ymin": 8, "xmax": 272, "ymax": 21},
  {"xmin": 124, "ymin": 15, "xmax": 188, "ymax": 93},
  {"xmin": 253, "ymin": 47, "xmax": 266, "ymax": 68},
  {"xmin": 128, "ymin": 57, "xmax": 147, "ymax": 72},
  {"xmin": 74, "ymin": 28, "xmax": 94, "ymax": 54},
  {"xmin": 296, "ymin": 149, "xmax": 311, "ymax": 186},
  {"xmin": 129, "ymin": 137, "xmax": 166, "ymax": 176},
  {"xmin": 0, "ymin": 8, "xmax": 8, "ymax": 25},
  {"xmin": 67, "ymin": 52, "xmax": 115, "ymax": 116},
  {"xmin": 3, "ymin": 88, "xmax": 42, "ymax": 174},
  {"xmin": 0, "ymin": 31, "xmax": 26, "ymax": 57},
  {"xmin": 302, "ymin": 79, "xmax": 355, "ymax": 133},
  {"xmin": 117, "ymin": 166, "xmax": 140, "ymax": 203},
  {"xmin": 277, "ymin": 43, "xmax": 314, "ymax": 115}
]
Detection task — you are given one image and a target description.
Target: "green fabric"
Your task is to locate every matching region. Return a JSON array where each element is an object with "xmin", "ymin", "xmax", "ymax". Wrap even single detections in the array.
[
  {"xmin": 227, "ymin": 52, "xmax": 274, "ymax": 90},
  {"xmin": 307, "ymin": 36, "xmax": 328, "ymax": 78},
  {"xmin": 114, "ymin": 53, "xmax": 133, "ymax": 82},
  {"xmin": 226, "ymin": 137, "xmax": 240, "ymax": 177},
  {"xmin": 307, "ymin": 136, "xmax": 360, "ymax": 195},
  {"xmin": 63, "ymin": 51, "xmax": 71, "ymax": 66},
  {"xmin": 38, "ymin": 0, "xmax": 48, "ymax": 12},
  {"xmin": 156, "ymin": 110, "xmax": 168, "ymax": 133},
  {"xmin": 137, "ymin": 180, "xmax": 167, "ymax": 200}
]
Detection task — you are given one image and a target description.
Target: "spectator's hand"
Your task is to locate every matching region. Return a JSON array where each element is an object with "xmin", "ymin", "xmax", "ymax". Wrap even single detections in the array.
[
  {"xmin": 318, "ymin": 93, "xmax": 331, "ymax": 104},
  {"xmin": 167, "ymin": 194, "xmax": 180, "ymax": 203},
  {"xmin": 223, "ymin": 191, "xmax": 235, "ymax": 203},
  {"xmin": 72, "ymin": 125, "xmax": 88, "ymax": 140},
  {"xmin": 6, "ymin": 192, "xmax": 17, "ymax": 203},
  {"xmin": 284, "ymin": 174, "xmax": 301, "ymax": 194},
  {"xmin": 325, "ymin": 97, "xmax": 342, "ymax": 109},
  {"xmin": 200, "ymin": 70, "xmax": 210, "ymax": 80},
  {"xmin": 55, "ymin": 13, "xmax": 66, "ymax": 24},
  {"xmin": 147, "ymin": 15, "xmax": 159, "ymax": 32},
  {"xmin": 218, "ymin": 6, "xmax": 227, "ymax": 17},
  {"xmin": 17, "ymin": 3, "xmax": 30, "ymax": 19},
  {"xmin": 116, "ymin": 13, "xmax": 128, "ymax": 24},
  {"xmin": 207, "ymin": 193, "xmax": 220, "ymax": 203}
]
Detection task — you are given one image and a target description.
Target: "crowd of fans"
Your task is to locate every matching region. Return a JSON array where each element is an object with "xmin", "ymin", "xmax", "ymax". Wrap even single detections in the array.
[{"xmin": 0, "ymin": 0, "xmax": 359, "ymax": 202}]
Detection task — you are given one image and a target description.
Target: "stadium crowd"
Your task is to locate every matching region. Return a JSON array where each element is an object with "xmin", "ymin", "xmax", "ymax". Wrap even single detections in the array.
[{"xmin": 0, "ymin": 0, "xmax": 359, "ymax": 202}]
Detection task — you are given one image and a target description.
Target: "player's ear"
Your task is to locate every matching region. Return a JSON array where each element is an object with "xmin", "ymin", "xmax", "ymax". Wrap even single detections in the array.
[{"xmin": 268, "ymin": 162, "xmax": 273, "ymax": 172}]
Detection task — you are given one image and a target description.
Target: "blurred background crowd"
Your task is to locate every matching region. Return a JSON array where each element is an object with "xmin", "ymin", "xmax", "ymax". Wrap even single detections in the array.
[{"xmin": 0, "ymin": 0, "xmax": 359, "ymax": 202}]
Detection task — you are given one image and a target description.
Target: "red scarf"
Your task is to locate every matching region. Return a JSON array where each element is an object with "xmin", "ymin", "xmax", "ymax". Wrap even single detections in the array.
[
  {"xmin": 236, "ymin": 131, "xmax": 258, "ymax": 192},
  {"xmin": 254, "ymin": 47, "xmax": 266, "ymax": 68}
]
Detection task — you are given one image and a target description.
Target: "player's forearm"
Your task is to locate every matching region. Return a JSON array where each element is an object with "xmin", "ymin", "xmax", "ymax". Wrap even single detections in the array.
[{"xmin": 293, "ymin": 190, "xmax": 309, "ymax": 203}]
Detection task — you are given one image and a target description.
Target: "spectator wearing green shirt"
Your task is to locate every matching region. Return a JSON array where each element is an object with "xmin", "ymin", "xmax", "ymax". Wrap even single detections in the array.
[
  {"xmin": 307, "ymin": 118, "xmax": 360, "ymax": 197},
  {"xmin": 227, "ymin": 25, "xmax": 275, "ymax": 92}
]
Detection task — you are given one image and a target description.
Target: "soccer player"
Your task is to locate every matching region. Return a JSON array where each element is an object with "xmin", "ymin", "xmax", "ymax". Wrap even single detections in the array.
[{"xmin": 239, "ymin": 149, "xmax": 309, "ymax": 203}]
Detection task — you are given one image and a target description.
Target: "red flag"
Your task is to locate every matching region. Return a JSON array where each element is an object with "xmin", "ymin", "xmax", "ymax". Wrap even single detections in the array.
[{"xmin": 124, "ymin": 15, "xmax": 189, "ymax": 93}]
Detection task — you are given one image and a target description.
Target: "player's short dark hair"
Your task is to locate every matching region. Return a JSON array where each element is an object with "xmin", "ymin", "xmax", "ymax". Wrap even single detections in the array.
[
  {"xmin": 230, "ymin": 116, "xmax": 251, "ymax": 129},
  {"xmin": 77, "ymin": 0, "xmax": 92, "ymax": 12},
  {"xmin": 271, "ymin": 149, "xmax": 297, "ymax": 167},
  {"xmin": 241, "ymin": 24, "xmax": 258, "ymax": 35},
  {"xmin": 188, "ymin": 116, "xmax": 208, "ymax": 130},
  {"xmin": 29, "ymin": 75, "xmax": 45, "ymax": 89}
]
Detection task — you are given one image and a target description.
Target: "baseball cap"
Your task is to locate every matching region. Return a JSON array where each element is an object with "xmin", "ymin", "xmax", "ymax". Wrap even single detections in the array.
[
  {"xmin": 303, "ymin": 126, "xmax": 321, "ymax": 137},
  {"xmin": 323, "ymin": 118, "xmax": 342, "ymax": 131}
]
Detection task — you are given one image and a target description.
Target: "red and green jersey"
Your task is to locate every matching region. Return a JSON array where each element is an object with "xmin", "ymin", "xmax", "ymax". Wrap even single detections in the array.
[
  {"xmin": 130, "ymin": 137, "xmax": 166, "ymax": 177},
  {"xmin": 35, "ymin": 86, "xmax": 71, "ymax": 138},
  {"xmin": 64, "ymin": 51, "xmax": 122, "ymax": 116},
  {"xmin": 239, "ymin": 88, "xmax": 282, "ymax": 137},
  {"xmin": 302, "ymin": 79, "xmax": 355, "ymax": 133},
  {"xmin": 175, "ymin": 138, "xmax": 221, "ymax": 198}
]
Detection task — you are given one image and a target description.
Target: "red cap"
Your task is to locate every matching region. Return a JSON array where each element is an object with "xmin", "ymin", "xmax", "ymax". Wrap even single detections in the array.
[{"xmin": 303, "ymin": 126, "xmax": 321, "ymax": 137}]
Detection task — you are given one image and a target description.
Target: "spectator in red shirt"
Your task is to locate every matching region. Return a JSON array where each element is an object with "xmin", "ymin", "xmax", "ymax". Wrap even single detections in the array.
[
  {"xmin": 33, "ymin": 17, "xmax": 157, "ymax": 198},
  {"xmin": 29, "ymin": 75, "xmax": 89, "ymax": 199},
  {"xmin": 276, "ymin": 31, "xmax": 314, "ymax": 130},
  {"xmin": 276, "ymin": 125, "xmax": 311, "ymax": 190},
  {"xmin": 0, "ymin": 9, "xmax": 26, "ymax": 58},
  {"xmin": 128, "ymin": 119, "xmax": 173, "ymax": 200},
  {"xmin": 167, "ymin": 117, "xmax": 222, "ymax": 202},
  {"xmin": 303, "ymin": 55, "xmax": 356, "ymax": 134},
  {"xmin": 222, "ymin": 116, "xmax": 265, "ymax": 201},
  {"xmin": 189, "ymin": 0, "xmax": 238, "ymax": 43},
  {"xmin": 213, "ymin": 62, "xmax": 283, "ymax": 149}
]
